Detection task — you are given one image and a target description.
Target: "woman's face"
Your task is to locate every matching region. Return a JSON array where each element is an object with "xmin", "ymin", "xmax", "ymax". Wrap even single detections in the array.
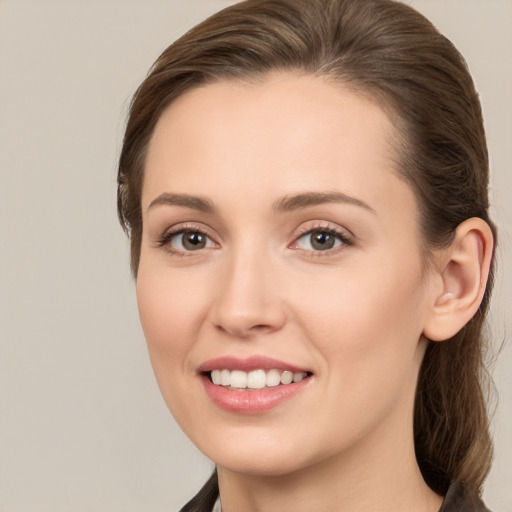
[{"xmin": 137, "ymin": 74, "xmax": 438, "ymax": 476}]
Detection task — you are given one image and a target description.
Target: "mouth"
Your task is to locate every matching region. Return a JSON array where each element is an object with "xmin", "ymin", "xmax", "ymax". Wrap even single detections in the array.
[
  {"xmin": 206, "ymin": 368, "xmax": 310, "ymax": 390},
  {"xmin": 197, "ymin": 356, "xmax": 313, "ymax": 413}
]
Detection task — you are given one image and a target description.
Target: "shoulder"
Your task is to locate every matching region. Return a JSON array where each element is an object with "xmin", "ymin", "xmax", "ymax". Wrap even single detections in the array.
[{"xmin": 440, "ymin": 481, "xmax": 492, "ymax": 512}]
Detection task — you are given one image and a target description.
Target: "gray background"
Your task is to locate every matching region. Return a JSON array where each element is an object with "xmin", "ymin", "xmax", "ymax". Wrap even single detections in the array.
[{"xmin": 0, "ymin": 1, "xmax": 510, "ymax": 510}]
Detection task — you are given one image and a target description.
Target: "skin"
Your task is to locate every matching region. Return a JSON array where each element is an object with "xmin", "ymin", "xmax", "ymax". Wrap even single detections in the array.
[{"xmin": 137, "ymin": 73, "xmax": 447, "ymax": 512}]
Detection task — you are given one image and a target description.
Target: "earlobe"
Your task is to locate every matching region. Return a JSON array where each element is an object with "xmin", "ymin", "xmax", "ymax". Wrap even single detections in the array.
[{"xmin": 423, "ymin": 218, "xmax": 494, "ymax": 342}]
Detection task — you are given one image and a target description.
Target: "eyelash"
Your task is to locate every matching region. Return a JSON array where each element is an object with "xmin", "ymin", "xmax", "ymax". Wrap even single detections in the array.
[
  {"xmin": 156, "ymin": 224, "xmax": 217, "ymax": 256},
  {"xmin": 156, "ymin": 223, "xmax": 354, "ymax": 256},
  {"xmin": 291, "ymin": 225, "xmax": 354, "ymax": 255}
]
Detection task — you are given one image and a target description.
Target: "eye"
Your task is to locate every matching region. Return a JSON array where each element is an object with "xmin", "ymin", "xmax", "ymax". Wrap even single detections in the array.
[
  {"xmin": 161, "ymin": 229, "xmax": 216, "ymax": 253},
  {"xmin": 293, "ymin": 227, "xmax": 351, "ymax": 252}
]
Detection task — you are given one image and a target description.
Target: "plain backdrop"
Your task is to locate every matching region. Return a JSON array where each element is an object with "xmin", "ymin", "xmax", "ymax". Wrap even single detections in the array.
[{"xmin": 0, "ymin": 1, "xmax": 510, "ymax": 511}]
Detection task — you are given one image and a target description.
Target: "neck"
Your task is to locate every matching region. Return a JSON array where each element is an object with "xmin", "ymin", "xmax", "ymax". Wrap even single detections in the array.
[{"xmin": 217, "ymin": 400, "xmax": 442, "ymax": 512}]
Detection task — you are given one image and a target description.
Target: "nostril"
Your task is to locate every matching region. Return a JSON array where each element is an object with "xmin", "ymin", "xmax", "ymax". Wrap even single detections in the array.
[
  {"xmin": 253, "ymin": 324, "xmax": 275, "ymax": 331},
  {"xmin": 209, "ymin": 277, "xmax": 287, "ymax": 337},
  {"xmin": 214, "ymin": 322, "xmax": 279, "ymax": 338}
]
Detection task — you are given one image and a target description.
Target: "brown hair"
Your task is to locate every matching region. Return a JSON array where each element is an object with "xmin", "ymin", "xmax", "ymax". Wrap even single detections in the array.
[{"xmin": 117, "ymin": 0, "xmax": 496, "ymax": 497}]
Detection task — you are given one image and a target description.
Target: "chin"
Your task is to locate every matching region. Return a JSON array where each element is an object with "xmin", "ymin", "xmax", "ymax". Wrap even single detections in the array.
[
  {"xmin": 213, "ymin": 452, "xmax": 309, "ymax": 477},
  {"xmin": 192, "ymin": 426, "xmax": 325, "ymax": 478}
]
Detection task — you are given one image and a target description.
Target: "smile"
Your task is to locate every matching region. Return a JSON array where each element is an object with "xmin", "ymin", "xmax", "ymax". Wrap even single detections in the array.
[
  {"xmin": 198, "ymin": 356, "xmax": 313, "ymax": 413},
  {"xmin": 210, "ymin": 369, "xmax": 308, "ymax": 390}
]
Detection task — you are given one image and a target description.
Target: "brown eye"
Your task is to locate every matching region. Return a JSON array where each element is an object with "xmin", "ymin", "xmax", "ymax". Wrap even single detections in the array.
[
  {"xmin": 169, "ymin": 230, "xmax": 214, "ymax": 251},
  {"xmin": 309, "ymin": 231, "xmax": 336, "ymax": 250},
  {"xmin": 182, "ymin": 231, "xmax": 206, "ymax": 250},
  {"xmin": 294, "ymin": 228, "xmax": 350, "ymax": 252}
]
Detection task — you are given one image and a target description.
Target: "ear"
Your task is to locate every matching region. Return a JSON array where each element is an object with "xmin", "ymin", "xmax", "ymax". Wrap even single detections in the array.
[{"xmin": 423, "ymin": 217, "xmax": 494, "ymax": 342}]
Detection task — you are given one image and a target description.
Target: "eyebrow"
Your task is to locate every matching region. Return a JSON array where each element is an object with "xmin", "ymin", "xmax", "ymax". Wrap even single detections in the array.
[
  {"xmin": 147, "ymin": 192, "xmax": 216, "ymax": 214},
  {"xmin": 272, "ymin": 191, "xmax": 376, "ymax": 215},
  {"xmin": 147, "ymin": 190, "xmax": 375, "ymax": 215}
]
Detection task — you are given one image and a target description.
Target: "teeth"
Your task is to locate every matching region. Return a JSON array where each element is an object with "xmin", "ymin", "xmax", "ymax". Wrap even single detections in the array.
[
  {"xmin": 293, "ymin": 372, "xmax": 306, "ymax": 383},
  {"xmin": 209, "ymin": 369, "xmax": 308, "ymax": 389},
  {"xmin": 247, "ymin": 370, "xmax": 266, "ymax": 389},
  {"xmin": 221, "ymin": 369, "xmax": 231, "ymax": 386},
  {"xmin": 211, "ymin": 369, "xmax": 221, "ymax": 385},
  {"xmin": 266, "ymin": 369, "xmax": 281, "ymax": 387},
  {"xmin": 280, "ymin": 371, "xmax": 293, "ymax": 385},
  {"xmin": 230, "ymin": 370, "xmax": 247, "ymax": 389}
]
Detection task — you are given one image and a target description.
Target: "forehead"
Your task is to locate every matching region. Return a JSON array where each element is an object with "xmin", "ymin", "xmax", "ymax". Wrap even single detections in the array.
[
  {"xmin": 148, "ymin": 73, "xmax": 396, "ymax": 158},
  {"xmin": 143, "ymin": 73, "xmax": 413, "ymax": 219}
]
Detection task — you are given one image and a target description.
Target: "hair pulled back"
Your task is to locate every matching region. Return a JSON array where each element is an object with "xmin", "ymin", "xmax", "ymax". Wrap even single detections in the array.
[{"xmin": 117, "ymin": 0, "xmax": 496, "ymax": 497}]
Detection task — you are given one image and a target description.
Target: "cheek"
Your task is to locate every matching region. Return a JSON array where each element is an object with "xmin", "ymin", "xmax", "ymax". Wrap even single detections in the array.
[
  {"xmin": 135, "ymin": 265, "xmax": 214, "ymax": 431},
  {"xmin": 292, "ymin": 256, "xmax": 427, "ymax": 397},
  {"xmin": 294, "ymin": 257, "xmax": 426, "ymax": 343},
  {"xmin": 294, "ymin": 265, "xmax": 427, "ymax": 446},
  {"xmin": 136, "ymin": 265, "xmax": 207, "ymax": 374}
]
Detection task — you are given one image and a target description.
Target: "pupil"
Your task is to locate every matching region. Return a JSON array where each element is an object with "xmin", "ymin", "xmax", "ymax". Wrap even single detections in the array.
[
  {"xmin": 184, "ymin": 232, "xmax": 205, "ymax": 250},
  {"xmin": 311, "ymin": 231, "xmax": 335, "ymax": 250}
]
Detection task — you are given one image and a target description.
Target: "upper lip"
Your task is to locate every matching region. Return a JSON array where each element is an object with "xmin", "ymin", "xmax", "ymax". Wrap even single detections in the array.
[{"xmin": 197, "ymin": 355, "xmax": 310, "ymax": 374}]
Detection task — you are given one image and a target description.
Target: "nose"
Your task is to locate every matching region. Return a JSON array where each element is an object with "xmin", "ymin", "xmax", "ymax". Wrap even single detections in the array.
[{"xmin": 209, "ymin": 249, "xmax": 287, "ymax": 338}]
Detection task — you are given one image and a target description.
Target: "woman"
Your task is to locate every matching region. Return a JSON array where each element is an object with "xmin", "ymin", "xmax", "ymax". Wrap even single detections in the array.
[{"xmin": 117, "ymin": 0, "xmax": 497, "ymax": 510}]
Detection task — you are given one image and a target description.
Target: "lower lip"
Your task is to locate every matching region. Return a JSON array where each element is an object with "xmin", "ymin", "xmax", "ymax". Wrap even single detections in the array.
[{"xmin": 201, "ymin": 375, "xmax": 311, "ymax": 414}]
